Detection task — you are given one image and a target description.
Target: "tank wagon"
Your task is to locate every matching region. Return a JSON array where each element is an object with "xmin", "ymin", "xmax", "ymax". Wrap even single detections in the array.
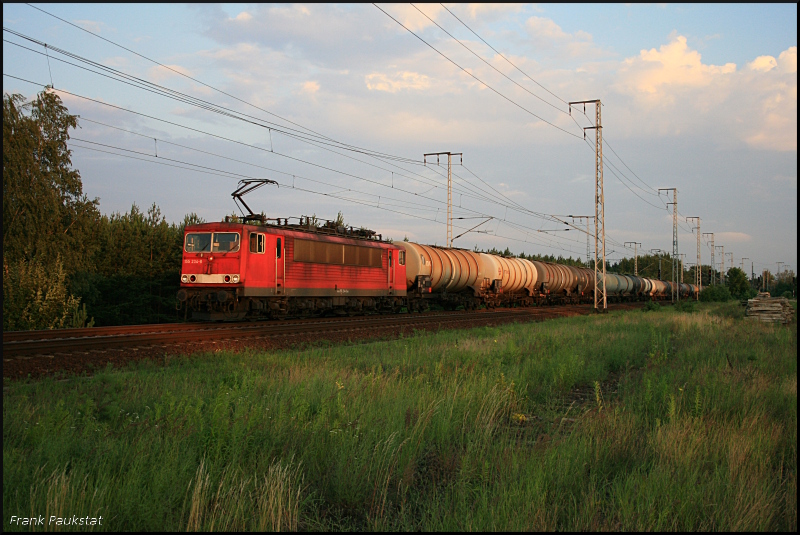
[{"xmin": 177, "ymin": 220, "xmax": 697, "ymax": 320}]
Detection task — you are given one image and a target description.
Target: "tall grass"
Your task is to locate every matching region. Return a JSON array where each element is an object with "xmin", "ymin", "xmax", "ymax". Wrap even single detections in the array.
[{"xmin": 4, "ymin": 303, "xmax": 796, "ymax": 531}]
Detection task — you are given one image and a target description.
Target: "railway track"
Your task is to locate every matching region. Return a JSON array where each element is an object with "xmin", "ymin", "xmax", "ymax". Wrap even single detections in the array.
[
  {"xmin": 4, "ymin": 309, "xmax": 542, "ymax": 357},
  {"xmin": 4, "ymin": 303, "xmax": 644, "ymax": 379}
]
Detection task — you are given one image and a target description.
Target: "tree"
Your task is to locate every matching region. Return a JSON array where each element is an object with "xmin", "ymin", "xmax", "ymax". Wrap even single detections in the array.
[
  {"xmin": 4, "ymin": 90, "xmax": 98, "ymax": 330},
  {"xmin": 725, "ymin": 267, "xmax": 750, "ymax": 299},
  {"xmin": 3, "ymin": 90, "xmax": 100, "ymax": 273}
]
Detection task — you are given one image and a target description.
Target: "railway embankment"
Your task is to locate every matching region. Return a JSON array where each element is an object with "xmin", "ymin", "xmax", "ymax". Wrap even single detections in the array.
[{"xmin": 3, "ymin": 302, "xmax": 796, "ymax": 530}]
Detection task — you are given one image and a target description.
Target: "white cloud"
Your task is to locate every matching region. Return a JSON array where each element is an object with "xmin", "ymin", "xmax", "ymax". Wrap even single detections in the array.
[
  {"xmin": 387, "ymin": 4, "xmax": 445, "ymax": 32},
  {"xmin": 717, "ymin": 232, "xmax": 752, "ymax": 243},
  {"xmin": 301, "ymin": 81, "xmax": 320, "ymax": 94},
  {"xmin": 465, "ymin": 3, "xmax": 524, "ymax": 19},
  {"xmin": 148, "ymin": 64, "xmax": 193, "ymax": 83},
  {"xmin": 365, "ymin": 71, "xmax": 431, "ymax": 93},
  {"xmin": 748, "ymin": 55, "xmax": 777, "ymax": 72},
  {"xmin": 608, "ymin": 37, "xmax": 796, "ymax": 152},
  {"xmin": 777, "ymin": 46, "xmax": 797, "ymax": 74},
  {"xmin": 524, "ymin": 16, "xmax": 606, "ymax": 60},
  {"xmin": 617, "ymin": 35, "xmax": 736, "ymax": 96},
  {"xmin": 73, "ymin": 19, "xmax": 104, "ymax": 34},
  {"xmin": 526, "ymin": 16, "xmax": 570, "ymax": 41}
]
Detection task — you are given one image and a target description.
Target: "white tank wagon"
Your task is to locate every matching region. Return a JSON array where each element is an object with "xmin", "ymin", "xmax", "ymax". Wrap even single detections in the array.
[
  {"xmin": 397, "ymin": 242, "xmax": 557, "ymax": 308},
  {"xmin": 397, "ymin": 242, "xmax": 681, "ymax": 310}
]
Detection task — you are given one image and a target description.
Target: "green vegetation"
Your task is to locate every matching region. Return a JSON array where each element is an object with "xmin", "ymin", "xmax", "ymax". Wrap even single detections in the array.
[
  {"xmin": 699, "ymin": 284, "xmax": 734, "ymax": 302},
  {"xmin": 4, "ymin": 304, "xmax": 796, "ymax": 531},
  {"xmin": 726, "ymin": 267, "xmax": 751, "ymax": 299},
  {"xmin": 3, "ymin": 90, "xmax": 204, "ymax": 329},
  {"xmin": 643, "ymin": 300, "xmax": 661, "ymax": 312}
]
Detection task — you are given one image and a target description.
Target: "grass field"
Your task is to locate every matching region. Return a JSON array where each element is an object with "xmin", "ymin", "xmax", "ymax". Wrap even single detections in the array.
[{"xmin": 3, "ymin": 302, "xmax": 796, "ymax": 531}]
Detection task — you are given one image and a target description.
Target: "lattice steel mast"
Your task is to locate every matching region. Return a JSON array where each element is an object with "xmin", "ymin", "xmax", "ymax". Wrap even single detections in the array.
[
  {"xmin": 703, "ymin": 233, "xmax": 715, "ymax": 285},
  {"xmin": 570, "ymin": 99, "xmax": 605, "ymax": 311},
  {"xmin": 687, "ymin": 217, "xmax": 701, "ymax": 297},
  {"xmin": 659, "ymin": 188, "xmax": 678, "ymax": 302}
]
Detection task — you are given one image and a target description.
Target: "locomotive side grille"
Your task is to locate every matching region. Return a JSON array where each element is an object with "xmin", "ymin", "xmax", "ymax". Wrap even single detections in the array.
[{"xmin": 294, "ymin": 238, "xmax": 381, "ymax": 268}]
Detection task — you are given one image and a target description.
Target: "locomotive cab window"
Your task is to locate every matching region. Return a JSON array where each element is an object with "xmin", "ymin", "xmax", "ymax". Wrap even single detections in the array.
[
  {"xmin": 249, "ymin": 233, "xmax": 265, "ymax": 254},
  {"xmin": 276, "ymin": 238, "xmax": 282, "ymax": 259},
  {"xmin": 185, "ymin": 233, "xmax": 211, "ymax": 253},
  {"xmin": 399, "ymin": 251, "xmax": 405, "ymax": 265},
  {"xmin": 211, "ymin": 232, "xmax": 240, "ymax": 253}
]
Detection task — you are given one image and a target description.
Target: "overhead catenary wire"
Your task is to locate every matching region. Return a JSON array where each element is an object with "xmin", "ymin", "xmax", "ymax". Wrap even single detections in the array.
[
  {"xmin": 69, "ymin": 139, "xmax": 587, "ymax": 256},
  {"xmin": 2, "ymin": 31, "xmax": 424, "ymax": 166},
  {"xmin": 410, "ymin": 3, "xmax": 570, "ymax": 117},
  {"xmin": 5, "ymin": 31, "xmax": 568, "ymax": 220},
  {"xmin": 4, "ymin": 66, "xmax": 601, "ymax": 256},
  {"xmin": 4, "ymin": 28, "xmax": 637, "ymax": 254},
  {"xmin": 372, "ymin": 4, "xmax": 582, "ymax": 140},
  {"xmin": 22, "ymin": 3, "xmax": 432, "ymax": 166},
  {"xmin": 52, "ymin": 99, "xmax": 591, "ymax": 254},
  {"xmin": 365, "ymin": 7, "xmax": 668, "ymax": 252},
  {"xmin": 438, "ymin": 3, "xmax": 568, "ymax": 107},
  {"xmin": 6, "ymin": 12, "xmax": 666, "ymax": 259},
  {"xmin": 435, "ymin": 1, "xmax": 663, "ymax": 198}
]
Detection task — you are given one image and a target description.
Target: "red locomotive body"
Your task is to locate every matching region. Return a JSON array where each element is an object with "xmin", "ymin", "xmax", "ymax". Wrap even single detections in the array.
[{"xmin": 177, "ymin": 222, "xmax": 407, "ymax": 320}]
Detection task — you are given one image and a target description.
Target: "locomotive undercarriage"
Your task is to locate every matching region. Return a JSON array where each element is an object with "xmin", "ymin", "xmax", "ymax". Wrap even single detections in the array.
[
  {"xmin": 181, "ymin": 288, "xmax": 405, "ymax": 321},
  {"xmin": 181, "ymin": 286, "xmax": 679, "ymax": 321}
]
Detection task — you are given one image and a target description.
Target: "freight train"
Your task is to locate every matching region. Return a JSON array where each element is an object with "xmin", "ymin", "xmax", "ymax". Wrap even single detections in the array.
[{"xmin": 176, "ymin": 217, "xmax": 697, "ymax": 320}]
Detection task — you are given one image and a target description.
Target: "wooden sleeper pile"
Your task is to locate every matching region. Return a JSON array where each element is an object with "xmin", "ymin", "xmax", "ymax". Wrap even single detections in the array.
[{"xmin": 745, "ymin": 292, "xmax": 795, "ymax": 324}]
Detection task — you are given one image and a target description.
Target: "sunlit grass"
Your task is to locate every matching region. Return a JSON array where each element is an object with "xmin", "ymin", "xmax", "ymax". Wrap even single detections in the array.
[{"xmin": 3, "ymin": 303, "xmax": 796, "ymax": 530}]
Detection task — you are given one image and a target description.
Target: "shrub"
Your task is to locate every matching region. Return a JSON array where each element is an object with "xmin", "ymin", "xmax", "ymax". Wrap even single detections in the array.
[
  {"xmin": 643, "ymin": 300, "xmax": 661, "ymax": 312},
  {"xmin": 3, "ymin": 256, "xmax": 94, "ymax": 330},
  {"xmin": 699, "ymin": 284, "xmax": 733, "ymax": 302},
  {"xmin": 674, "ymin": 299, "xmax": 697, "ymax": 313},
  {"xmin": 782, "ymin": 291, "xmax": 793, "ymax": 299}
]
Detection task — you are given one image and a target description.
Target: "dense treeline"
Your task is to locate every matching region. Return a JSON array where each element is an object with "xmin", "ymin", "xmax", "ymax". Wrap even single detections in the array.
[{"xmin": 3, "ymin": 89, "xmax": 202, "ymax": 330}]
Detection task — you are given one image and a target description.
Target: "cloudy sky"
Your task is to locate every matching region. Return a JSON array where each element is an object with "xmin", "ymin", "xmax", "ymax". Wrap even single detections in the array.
[{"xmin": 3, "ymin": 3, "xmax": 797, "ymax": 274}]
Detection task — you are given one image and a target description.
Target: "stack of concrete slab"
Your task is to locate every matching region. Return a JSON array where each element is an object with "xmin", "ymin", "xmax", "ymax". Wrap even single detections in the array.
[{"xmin": 745, "ymin": 293, "xmax": 795, "ymax": 324}]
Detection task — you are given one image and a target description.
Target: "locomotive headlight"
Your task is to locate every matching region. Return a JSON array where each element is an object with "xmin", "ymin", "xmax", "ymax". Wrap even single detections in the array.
[
  {"xmin": 224, "ymin": 275, "xmax": 231, "ymax": 283},
  {"xmin": 190, "ymin": 275, "xmax": 196, "ymax": 282},
  {"xmin": 181, "ymin": 274, "xmax": 189, "ymax": 283},
  {"xmin": 232, "ymin": 274, "xmax": 240, "ymax": 283}
]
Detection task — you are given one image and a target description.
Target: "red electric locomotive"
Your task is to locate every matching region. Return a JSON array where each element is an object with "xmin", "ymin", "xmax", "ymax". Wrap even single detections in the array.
[{"xmin": 177, "ymin": 217, "xmax": 407, "ymax": 320}]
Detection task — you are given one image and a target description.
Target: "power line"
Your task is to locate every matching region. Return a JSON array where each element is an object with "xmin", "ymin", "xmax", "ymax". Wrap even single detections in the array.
[
  {"xmin": 70, "ymin": 138, "xmax": 586, "ymax": 256},
  {"xmin": 4, "ymin": 22, "xmax": 648, "ymax": 256},
  {"xmin": 372, "ymin": 3, "xmax": 582, "ymax": 140},
  {"xmin": 23, "ymin": 3, "xmax": 430, "ymax": 166},
  {"xmin": 4, "ymin": 27, "xmax": 637, "ymax": 252},
  {"xmin": 65, "ymin": 103, "xmax": 591, "ymax": 255},
  {"xmin": 6, "ymin": 30, "xmax": 570, "ymax": 220},
  {"xmin": 3, "ymin": 30, "xmax": 424, "ymax": 166},
  {"xmin": 438, "ymin": 3, "xmax": 568, "ymax": 107},
  {"xmin": 410, "ymin": 3, "xmax": 569, "ymax": 116}
]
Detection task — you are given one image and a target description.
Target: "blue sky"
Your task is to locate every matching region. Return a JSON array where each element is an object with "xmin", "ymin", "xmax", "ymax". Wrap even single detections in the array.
[{"xmin": 3, "ymin": 3, "xmax": 797, "ymax": 274}]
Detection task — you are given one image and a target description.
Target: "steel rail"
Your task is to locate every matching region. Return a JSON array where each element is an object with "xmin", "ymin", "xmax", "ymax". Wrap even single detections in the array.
[
  {"xmin": 2, "ymin": 309, "xmax": 502, "ymax": 343},
  {"xmin": 4, "ymin": 308, "xmax": 546, "ymax": 357}
]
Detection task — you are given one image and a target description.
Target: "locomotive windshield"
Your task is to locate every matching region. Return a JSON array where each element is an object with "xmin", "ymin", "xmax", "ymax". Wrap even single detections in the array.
[
  {"xmin": 185, "ymin": 233, "xmax": 211, "ymax": 252},
  {"xmin": 184, "ymin": 232, "xmax": 240, "ymax": 253}
]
